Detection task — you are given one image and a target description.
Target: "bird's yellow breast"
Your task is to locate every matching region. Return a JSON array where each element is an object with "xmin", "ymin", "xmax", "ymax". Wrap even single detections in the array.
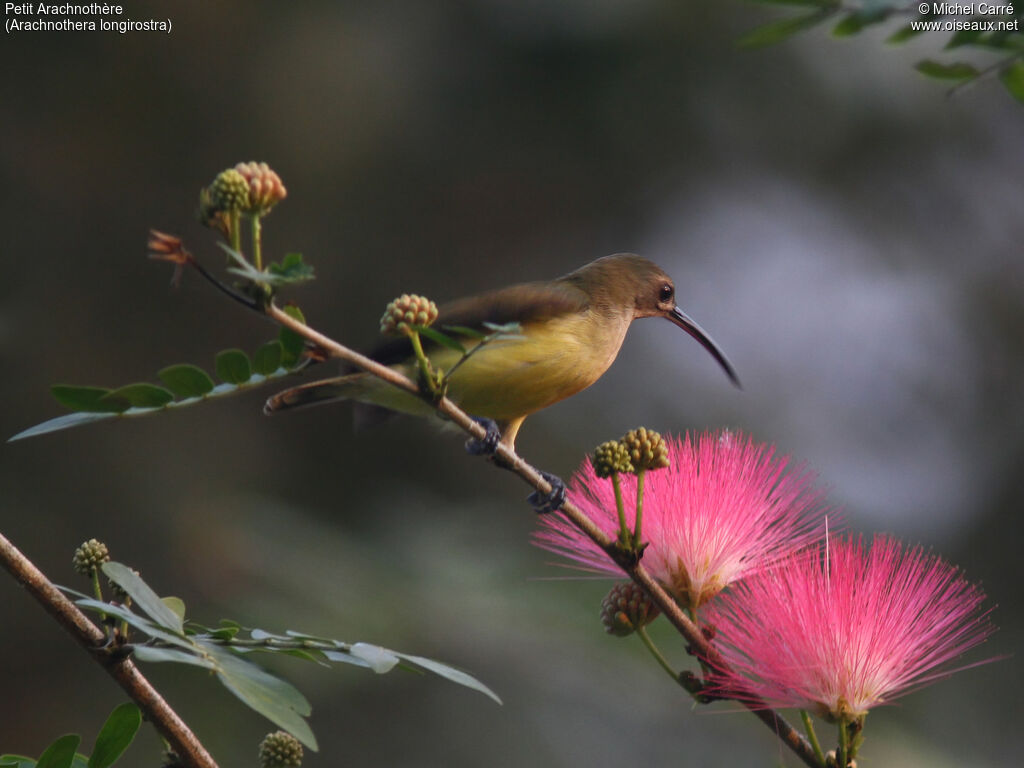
[{"xmin": 429, "ymin": 309, "xmax": 632, "ymax": 420}]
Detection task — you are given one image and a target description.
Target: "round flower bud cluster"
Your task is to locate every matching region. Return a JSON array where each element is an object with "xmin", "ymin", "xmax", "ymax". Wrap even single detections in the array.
[
  {"xmin": 380, "ymin": 294, "xmax": 439, "ymax": 336},
  {"xmin": 72, "ymin": 539, "xmax": 110, "ymax": 576},
  {"xmin": 621, "ymin": 427, "xmax": 670, "ymax": 472},
  {"xmin": 208, "ymin": 168, "xmax": 250, "ymax": 213},
  {"xmin": 592, "ymin": 440, "xmax": 634, "ymax": 478},
  {"xmin": 258, "ymin": 731, "xmax": 303, "ymax": 768},
  {"xmin": 234, "ymin": 161, "xmax": 287, "ymax": 212},
  {"xmin": 600, "ymin": 581, "xmax": 660, "ymax": 637}
]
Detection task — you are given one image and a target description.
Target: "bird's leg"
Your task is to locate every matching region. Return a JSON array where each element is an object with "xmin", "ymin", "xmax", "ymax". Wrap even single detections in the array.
[
  {"xmin": 463, "ymin": 417, "xmax": 565, "ymax": 514},
  {"xmin": 526, "ymin": 471, "xmax": 566, "ymax": 515},
  {"xmin": 465, "ymin": 417, "xmax": 502, "ymax": 456}
]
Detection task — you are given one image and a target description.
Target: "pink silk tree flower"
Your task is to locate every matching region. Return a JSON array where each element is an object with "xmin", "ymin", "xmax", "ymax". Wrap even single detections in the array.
[
  {"xmin": 704, "ymin": 534, "xmax": 995, "ymax": 721},
  {"xmin": 533, "ymin": 431, "xmax": 832, "ymax": 611}
]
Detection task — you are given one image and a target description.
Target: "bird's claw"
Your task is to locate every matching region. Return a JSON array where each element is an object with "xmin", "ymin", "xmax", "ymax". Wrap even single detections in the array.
[
  {"xmin": 465, "ymin": 417, "xmax": 501, "ymax": 456},
  {"xmin": 527, "ymin": 471, "xmax": 566, "ymax": 515}
]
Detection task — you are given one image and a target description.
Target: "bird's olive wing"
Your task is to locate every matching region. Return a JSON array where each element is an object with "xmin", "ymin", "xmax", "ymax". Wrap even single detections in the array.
[{"xmin": 366, "ymin": 281, "xmax": 588, "ymax": 366}]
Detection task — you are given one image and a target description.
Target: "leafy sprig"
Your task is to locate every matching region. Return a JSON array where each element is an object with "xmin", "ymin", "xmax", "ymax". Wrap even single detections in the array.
[{"xmin": 741, "ymin": 0, "xmax": 1024, "ymax": 101}]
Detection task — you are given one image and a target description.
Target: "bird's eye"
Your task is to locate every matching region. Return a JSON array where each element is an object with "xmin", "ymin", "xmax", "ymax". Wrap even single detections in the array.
[{"xmin": 659, "ymin": 284, "xmax": 674, "ymax": 303}]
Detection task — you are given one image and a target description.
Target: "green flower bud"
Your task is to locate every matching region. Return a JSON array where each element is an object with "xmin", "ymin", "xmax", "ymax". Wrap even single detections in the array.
[
  {"xmin": 592, "ymin": 440, "xmax": 634, "ymax": 478},
  {"xmin": 208, "ymin": 168, "xmax": 249, "ymax": 212},
  {"xmin": 72, "ymin": 539, "xmax": 110, "ymax": 577},
  {"xmin": 380, "ymin": 294, "xmax": 439, "ymax": 336},
  {"xmin": 620, "ymin": 427, "xmax": 670, "ymax": 473},
  {"xmin": 600, "ymin": 581, "xmax": 660, "ymax": 637},
  {"xmin": 258, "ymin": 730, "xmax": 303, "ymax": 768}
]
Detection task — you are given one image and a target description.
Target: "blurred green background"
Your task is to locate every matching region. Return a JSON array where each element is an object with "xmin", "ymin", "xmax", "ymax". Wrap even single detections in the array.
[{"xmin": 2, "ymin": 1, "xmax": 1020, "ymax": 766}]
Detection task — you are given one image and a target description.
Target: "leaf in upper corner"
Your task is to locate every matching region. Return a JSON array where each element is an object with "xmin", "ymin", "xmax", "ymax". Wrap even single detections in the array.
[
  {"xmin": 87, "ymin": 703, "xmax": 141, "ymax": 768},
  {"xmin": 738, "ymin": 9, "xmax": 834, "ymax": 49},
  {"xmin": 51, "ymin": 385, "xmax": 127, "ymax": 413},
  {"xmin": 1000, "ymin": 59, "xmax": 1024, "ymax": 102},
  {"xmin": 887, "ymin": 23, "xmax": 926, "ymax": 45},
  {"xmin": 832, "ymin": 8, "xmax": 889, "ymax": 37},
  {"xmin": 915, "ymin": 59, "xmax": 979, "ymax": 80},
  {"xmin": 214, "ymin": 349, "xmax": 253, "ymax": 384},
  {"xmin": 158, "ymin": 364, "xmax": 215, "ymax": 398},
  {"xmin": 101, "ymin": 384, "xmax": 174, "ymax": 410},
  {"xmin": 945, "ymin": 28, "xmax": 985, "ymax": 49},
  {"xmin": 253, "ymin": 341, "xmax": 284, "ymax": 375}
]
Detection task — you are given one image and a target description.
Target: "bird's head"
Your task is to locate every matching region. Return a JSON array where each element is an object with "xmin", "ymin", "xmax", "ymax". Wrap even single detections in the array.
[{"xmin": 572, "ymin": 253, "xmax": 741, "ymax": 388}]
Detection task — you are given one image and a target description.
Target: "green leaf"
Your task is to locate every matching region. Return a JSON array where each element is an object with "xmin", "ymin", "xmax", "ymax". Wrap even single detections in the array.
[
  {"xmin": 349, "ymin": 643, "xmax": 400, "ymax": 673},
  {"xmin": 9, "ymin": 412, "xmax": 120, "ymax": 441},
  {"xmin": 214, "ymin": 349, "xmax": 252, "ymax": 385},
  {"xmin": 392, "ymin": 652, "xmax": 503, "ymax": 705},
  {"xmin": 0, "ymin": 756, "xmax": 37, "ymax": 768},
  {"xmin": 101, "ymin": 563, "xmax": 183, "ymax": 633},
  {"xmin": 832, "ymin": 9, "xmax": 888, "ymax": 37},
  {"xmin": 738, "ymin": 9, "xmax": 834, "ymax": 49},
  {"xmin": 75, "ymin": 599, "xmax": 192, "ymax": 650},
  {"xmin": 278, "ymin": 306, "xmax": 307, "ymax": 369},
  {"xmin": 267, "ymin": 253, "xmax": 315, "ymax": 285},
  {"xmin": 101, "ymin": 384, "xmax": 174, "ymax": 410},
  {"xmin": 88, "ymin": 703, "xmax": 141, "ymax": 768},
  {"xmin": 253, "ymin": 341, "xmax": 284, "ymax": 375},
  {"xmin": 206, "ymin": 619, "xmax": 242, "ymax": 641},
  {"xmin": 161, "ymin": 597, "xmax": 187, "ymax": 625},
  {"xmin": 51, "ymin": 385, "xmax": 126, "ymax": 413},
  {"xmin": 946, "ymin": 28, "xmax": 984, "ymax": 49},
  {"xmin": 415, "ymin": 325, "xmax": 465, "ymax": 353},
  {"xmin": 887, "ymin": 23, "xmax": 926, "ymax": 45},
  {"xmin": 203, "ymin": 644, "xmax": 318, "ymax": 751},
  {"xmin": 321, "ymin": 649, "xmax": 373, "ymax": 669},
  {"xmin": 35, "ymin": 735, "xmax": 79, "ymax": 768},
  {"xmin": 158, "ymin": 364, "xmax": 215, "ymax": 398},
  {"xmin": 915, "ymin": 59, "xmax": 979, "ymax": 80},
  {"xmin": 1000, "ymin": 59, "xmax": 1024, "ymax": 102},
  {"xmin": 131, "ymin": 646, "xmax": 215, "ymax": 669}
]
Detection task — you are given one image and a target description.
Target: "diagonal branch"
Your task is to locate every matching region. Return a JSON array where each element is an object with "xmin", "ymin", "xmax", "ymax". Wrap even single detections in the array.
[
  {"xmin": 265, "ymin": 303, "xmax": 823, "ymax": 768},
  {"xmin": 0, "ymin": 532, "xmax": 218, "ymax": 768}
]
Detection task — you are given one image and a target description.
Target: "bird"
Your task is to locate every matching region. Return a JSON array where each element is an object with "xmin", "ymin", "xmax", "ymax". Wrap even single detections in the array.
[{"xmin": 264, "ymin": 253, "xmax": 739, "ymax": 452}]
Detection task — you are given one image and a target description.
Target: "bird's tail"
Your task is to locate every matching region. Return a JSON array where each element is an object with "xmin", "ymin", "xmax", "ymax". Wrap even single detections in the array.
[{"xmin": 263, "ymin": 374, "xmax": 367, "ymax": 414}]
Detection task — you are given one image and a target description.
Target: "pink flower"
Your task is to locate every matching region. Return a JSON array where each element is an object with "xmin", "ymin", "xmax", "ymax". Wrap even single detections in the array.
[
  {"xmin": 533, "ymin": 430, "xmax": 831, "ymax": 610},
  {"xmin": 704, "ymin": 534, "xmax": 995, "ymax": 721}
]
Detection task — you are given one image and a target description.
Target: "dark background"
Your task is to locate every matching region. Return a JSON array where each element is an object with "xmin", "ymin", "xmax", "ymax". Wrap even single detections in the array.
[{"xmin": 1, "ymin": 1, "xmax": 1020, "ymax": 766}]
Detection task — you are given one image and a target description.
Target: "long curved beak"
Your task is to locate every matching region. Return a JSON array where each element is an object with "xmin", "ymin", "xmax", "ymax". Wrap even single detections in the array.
[{"xmin": 667, "ymin": 306, "xmax": 741, "ymax": 389}]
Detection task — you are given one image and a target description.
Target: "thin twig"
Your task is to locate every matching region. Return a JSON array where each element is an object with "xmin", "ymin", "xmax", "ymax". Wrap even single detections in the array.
[
  {"xmin": 264, "ymin": 302, "xmax": 823, "ymax": 768},
  {"xmin": 0, "ymin": 532, "xmax": 218, "ymax": 768}
]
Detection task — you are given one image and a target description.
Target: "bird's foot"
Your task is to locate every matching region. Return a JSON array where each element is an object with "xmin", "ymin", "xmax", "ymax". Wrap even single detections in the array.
[
  {"xmin": 465, "ymin": 417, "xmax": 502, "ymax": 456},
  {"xmin": 527, "ymin": 471, "xmax": 566, "ymax": 515}
]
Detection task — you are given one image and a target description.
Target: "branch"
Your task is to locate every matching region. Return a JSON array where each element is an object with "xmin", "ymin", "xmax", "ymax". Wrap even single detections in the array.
[
  {"xmin": 264, "ymin": 303, "xmax": 823, "ymax": 768},
  {"xmin": 0, "ymin": 532, "xmax": 218, "ymax": 768}
]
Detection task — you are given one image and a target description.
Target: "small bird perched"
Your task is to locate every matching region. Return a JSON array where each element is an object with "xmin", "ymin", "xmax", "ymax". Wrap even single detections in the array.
[{"xmin": 264, "ymin": 253, "xmax": 739, "ymax": 451}]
